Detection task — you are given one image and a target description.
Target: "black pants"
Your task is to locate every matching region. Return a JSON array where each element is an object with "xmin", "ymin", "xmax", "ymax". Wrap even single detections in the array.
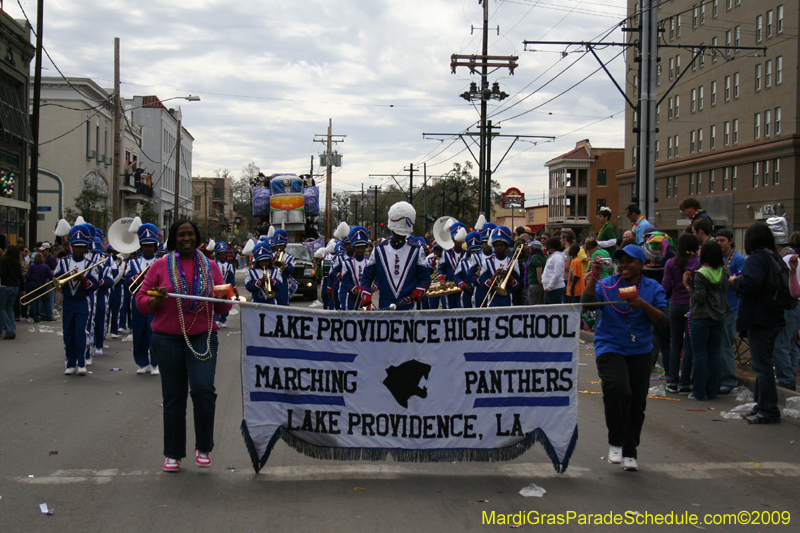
[{"xmin": 596, "ymin": 352, "xmax": 651, "ymax": 459}]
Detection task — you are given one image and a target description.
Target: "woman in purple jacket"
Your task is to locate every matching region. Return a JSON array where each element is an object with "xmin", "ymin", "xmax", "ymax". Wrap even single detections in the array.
[
  {"xmin": 24, "ymin": 253, "xmax": 53, "ymax": 322},
  {"xmin": 662, "ymin": 233, "xmax": 700, "ymax": 393}
]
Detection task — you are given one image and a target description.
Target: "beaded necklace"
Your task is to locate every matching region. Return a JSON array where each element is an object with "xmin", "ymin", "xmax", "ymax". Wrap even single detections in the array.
[
  {"xmin": 592, "ymin": 271, "xmax": 643, "ymax": 342},
  {"xmin": 168, "ymin": 250, "xmax": 214, "ymax": 360}
]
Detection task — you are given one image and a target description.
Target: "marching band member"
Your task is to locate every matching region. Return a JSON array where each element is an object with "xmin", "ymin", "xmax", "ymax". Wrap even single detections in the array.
[
  {"xmin": 91, "ymin": 236, "xmax": 116, "ymax": 357},
  {"xmin": 106, "ymin": 245, "xmax": 126, "ymax": 339},
  {"xmin": 339, "ymin": 226, "xmax": 370, "ymax": 310},
  {"xmin": 456, "ymin": 231, "xmax": 483, "ymax": 308},
  {"xmin": 245, "ymin": 242, "xmax": 281, "ymax": 305},
  {"xmin": 475, "ymin": 218, "xmax": 497, "ymax": 308},
  {"xmin": 360, "ymin": 201, "xmax": 430, "ymax": 310},
  {"xmin": 213, "ymin": 242, "xmax": 238, "ymax": 328},
  {"xmin": 438, "ymin": 219, "xmax": 468, "ymax": 309},
  {"xmin": 56, "ymin": 224, "xmax": 101, "ymax": 375},
  {"xmin": 424, "ymin": 243, "xmax": 444, "ymax": 310},
  {"xmin": 327, "ymin": 241, "xmax": 347, "ymax": 310},
  {"xmin": 126, "ymin": 223, "xmax": 160, "ymax": 375},
  {"xmin": 272, "ymin": 229, "xmax": 296, "ymax": 306},
  {"xmin": 478, "ymin": 226, "xmax": 520, "ymax": 308}
]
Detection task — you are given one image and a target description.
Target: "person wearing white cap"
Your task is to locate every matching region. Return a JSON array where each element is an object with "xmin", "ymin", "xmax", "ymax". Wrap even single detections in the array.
[
  {"xmin": 768, "ymin": 216, "xmax": 800, "ymax": 392},
  {"xmin": 359, "ymin": 202, "xmax": 430, "ymax": 310}
]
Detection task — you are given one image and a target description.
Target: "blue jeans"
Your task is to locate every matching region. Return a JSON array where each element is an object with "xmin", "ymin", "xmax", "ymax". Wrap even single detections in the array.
[
  {"xmin": 0, "ymin": 286, "xmax": 19, "ymax": 336},
  {"xmin": 667, "ymin": 303, "xmax": 691, "ymax": 386},
  {"xmin": 690, "ymin": 317, "xmax": 723, "ymax": 400},
  {"xmin": 544, "ymin": 287, "xmax": 565, "ymax": 304},
  {"xmin": 747, "ymin": 327, "xmax": 781, "ymax": 418},
  {"xmin": 44, "ymin": 288, "xmax": 55, "ymax": 320},
  {"xmin": 774, "ymin": 305, "xmax": 800, "ymax": 385},
  {"xmin": 719, "ymin": 312, "xmax": 739, "ymax": 389},
  {"xmin": 153, "ymin": 331, "xmax": 219, "ymax": 459}
]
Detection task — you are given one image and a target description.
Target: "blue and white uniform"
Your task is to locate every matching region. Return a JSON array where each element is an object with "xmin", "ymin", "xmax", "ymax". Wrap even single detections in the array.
[
  {"xmin": 107, "ymin": 250, "xmax": 125, "ymax": 337},
  {"xmin": 477, "ymin": 227, "xmax": 520, "ymax": 308},
  {"xmin": 424, "ymin": 249, "xmax": 443, "ymax": 310},
  {"xmin": 245, "ymin": 243, "xmax": 282, "ymax": 305},
  {"xmin": 455, "ymin": 231, "xmax": 483, "ymax": 308},
  {"xmin": 91, "ymin": 238, "xmax": 116, "ymax": 356},
  {"xmin": 56, "ymin": 225, "xmax": 100, "ymax": 371},
  {"xmin": 272, "ymin": 229, "xmax": 296, "ymax": 306},
  {"xmin": 214, "ymin": 242, "xmax": 236, "ymax": 325},
  {"xmin": 126, "ymin": 223, "xmax": 159, "ymax": 371},
  {"xmin": 339, "ymin": 226, "xmax": 370, "ymax": 311},
  {"xmin": 360, "ymin": 239, "xmax": 430, "ymax": 310}
]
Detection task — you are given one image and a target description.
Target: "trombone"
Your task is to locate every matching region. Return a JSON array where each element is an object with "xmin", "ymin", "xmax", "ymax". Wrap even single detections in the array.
[
  {"xmin": 481, "ymin": 244, "xmax": 524, "ymax": 307},
  {"xmin": 128, "ymin": 262, "xmax": 154, "ymax": 295},
  {"xmin": 22, "ymin": 261, "xmax": 103, "ymax": 305}
]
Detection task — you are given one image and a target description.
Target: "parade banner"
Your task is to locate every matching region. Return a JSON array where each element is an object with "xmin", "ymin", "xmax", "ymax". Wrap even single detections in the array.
[{"xmin": 240, "ymin": 305, "xmax": 579, "ymax": 473}]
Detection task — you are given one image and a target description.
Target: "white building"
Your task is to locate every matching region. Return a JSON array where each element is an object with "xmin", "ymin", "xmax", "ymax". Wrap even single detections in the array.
[{"xmin": 125, "ymin": 96, "xmax": 194, "ymax": 235}]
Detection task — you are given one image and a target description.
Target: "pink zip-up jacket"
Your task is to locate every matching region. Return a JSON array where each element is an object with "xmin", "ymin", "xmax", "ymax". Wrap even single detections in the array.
[{"xmin": 135, "ymin": 253, "xmax": 233, "ymax": 335}]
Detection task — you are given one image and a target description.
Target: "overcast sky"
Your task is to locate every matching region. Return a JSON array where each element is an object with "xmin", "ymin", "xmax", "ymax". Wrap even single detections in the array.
[{"xmin": 9, "ymin": 0, "xmax": 630, "ymax": 211}]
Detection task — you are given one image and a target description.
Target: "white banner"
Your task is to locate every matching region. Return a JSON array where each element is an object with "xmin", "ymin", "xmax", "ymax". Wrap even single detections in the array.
[{"xmin": 240, "ymin": 305, "xmax": 579, "ymax": 473}]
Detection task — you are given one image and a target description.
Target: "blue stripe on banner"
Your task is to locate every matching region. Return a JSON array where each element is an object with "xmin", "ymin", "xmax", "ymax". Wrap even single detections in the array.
[
  {"xmin": 473, "ymin": 396, "xmax": 570, "ymax": 408},
  {"xmin": 463, "ymin": 352, "xmax": 572, "ymax": 362},
  {"xmin": 246, "ymin": 347, "xmax": 357, "ymax": 363},
  {"xmin": 250, "ymin": 392, "xmax": 346, "ymax": 406}
]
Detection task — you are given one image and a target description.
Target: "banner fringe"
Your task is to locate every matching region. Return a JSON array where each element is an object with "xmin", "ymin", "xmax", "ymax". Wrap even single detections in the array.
[{"xmin": 241, "ymin": 422, "xmax": 579, "ymax": 475}]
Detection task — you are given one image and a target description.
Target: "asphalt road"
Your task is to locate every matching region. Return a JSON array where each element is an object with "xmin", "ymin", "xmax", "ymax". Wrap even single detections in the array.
[{"xmin": 1, "ymin": 297, "xmax": 799, "ymax": 532}]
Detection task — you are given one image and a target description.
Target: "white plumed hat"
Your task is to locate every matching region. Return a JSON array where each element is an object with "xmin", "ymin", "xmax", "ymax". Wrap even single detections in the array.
[{"xmin": 387, "ymin": 201, "xmax": 416, "ymax": 236}]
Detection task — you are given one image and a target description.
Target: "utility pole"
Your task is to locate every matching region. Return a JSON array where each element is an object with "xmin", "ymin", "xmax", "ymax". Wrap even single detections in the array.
[
  {"xmin": 523, "ymin": 4, "xmax": 765, "ymax": 219},
  {"xmin": 373, "ymin": 186, "xmax": 379, "ymax": 239},
  {"xmin": 313, "ymin": 120, "xmax": 345, "ymax": 241},
  {"xmin": 112, "ymin": 37, "xmax": 122, "ymax": 220},
  {"xmin": 28, "ymin": 0, "xmax": 44, "ymax": 245},
  {"xmin": 173, "ymin": 108, "xmax": 182, "ymax": 226},
  {"xmin": 423, "ymin": 162, "xmax": 429, "ymax": 235},
  {"xmin": 403, "ymin": 163, "xmax": 417, "ymax": 203},
  {"xmin": 450, "ymin": 0, "xmax": 517, "ymax": 218}
]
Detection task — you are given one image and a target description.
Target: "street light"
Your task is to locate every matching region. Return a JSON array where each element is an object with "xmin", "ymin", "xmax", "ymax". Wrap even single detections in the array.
[{"xmin": 172, "ymin": 96, "xmax": 200, "ymax": 224}]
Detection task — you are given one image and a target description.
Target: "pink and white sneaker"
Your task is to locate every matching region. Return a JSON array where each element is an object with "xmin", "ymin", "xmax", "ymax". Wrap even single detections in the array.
[
  {"xmin": 163, "ymin": 457, "xmax": 180, "ymax": 473},
  {"xmin": 195, "ymin": 449, "xmax": 211, "ymax": 468}
]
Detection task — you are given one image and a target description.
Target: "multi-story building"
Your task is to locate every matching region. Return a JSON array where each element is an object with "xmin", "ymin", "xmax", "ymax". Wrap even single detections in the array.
[
  {"xmin": 125, "ymin": 96, "xmax": 194, "ymax": 235},
  {"xmin": 619, "ymin": 0, "xmax": 797, "ymax": 244},
  {"xmin": 0, "ymin": 13, "xmax": 34, "ymax": 246},
  {"xmin": 546, "ymin": 139, "xmax": 624, "ymax": 237},
  {"xmin": 192, "ymin": 176, "xmax": 233, "ymax": 241}
]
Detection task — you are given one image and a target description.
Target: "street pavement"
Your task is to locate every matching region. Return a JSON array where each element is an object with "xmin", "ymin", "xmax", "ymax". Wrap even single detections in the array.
[{"xmin": 1, "ymin": 298, "xmax": 799, "ymax": 533}]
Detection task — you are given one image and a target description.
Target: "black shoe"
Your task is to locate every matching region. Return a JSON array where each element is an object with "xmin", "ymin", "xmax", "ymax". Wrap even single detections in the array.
[
  {"xmin": 666, "ymin": 384, "xmax": 679, "ymax": 394},
  {"xmin": 777, "ymin": 380, "xmax": 797, "ymax": 391},
  {"xmin": 679, "ymin": 386, "xmax": 692, "ymax": 395},
  {"xmin": 745, "ymin": 412, "xmax": 781, "ymax": 424}
]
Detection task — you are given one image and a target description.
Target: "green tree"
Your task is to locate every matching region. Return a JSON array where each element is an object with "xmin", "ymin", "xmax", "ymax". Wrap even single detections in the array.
[
  {"xmin": 63, "ymin": 181, "xmax": 111, "ymax": 230},
  {"xmin": 138, "ymin": 202, "xmax": 158, "ymax": 225}
]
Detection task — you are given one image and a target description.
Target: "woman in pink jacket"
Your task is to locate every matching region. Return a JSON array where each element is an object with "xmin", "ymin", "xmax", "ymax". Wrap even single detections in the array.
[{"xmin": 136, "ymin": 220, "xmax": 232, "ymax": 473}]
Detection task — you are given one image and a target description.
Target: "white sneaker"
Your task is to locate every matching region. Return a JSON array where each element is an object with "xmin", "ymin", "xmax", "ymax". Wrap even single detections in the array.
[
  {"xmin": 622, "ymin": 457, "xmax": 639, "ymax": 471},
  {"xmin": 219, "ymin": 321, "xmax": 228, "ymax": 329},
  {"xmin": 95, "ymin": 348, "xmax": 104, "ymax": 357},
  {"xmin": 64, "ymin": 367, "xmax": 76, "ymax": 375},
  {"xmin": 608, "ymin": 446, "xmax": 623, "ymax": 464},
  {"xmin": 150, "ymin": 366, "xmax": 160, "ymax": 376},
  {"xmin": 85, "ymin": 357, "xmax": 93, "ymax": 366},
  {"xmin": 77, "ymin": 367, "xmax": 88, "ymax": 376},
  {"xmin": 110, "ymin": 334, "xmax": 119, "ymax": 339},
  {"xmin": 137, "ymin": 365, "xmax": 151, "ymax": 374}
]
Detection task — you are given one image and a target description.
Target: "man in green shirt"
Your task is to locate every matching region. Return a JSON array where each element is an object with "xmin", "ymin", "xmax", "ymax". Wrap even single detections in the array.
[
  {"xmin": 596, "ymin": 206, "xmax": 617, "ymax": 256},
  {"xmin": 525, "ymin": 240, "xmax": 547, "ymax": 305}
]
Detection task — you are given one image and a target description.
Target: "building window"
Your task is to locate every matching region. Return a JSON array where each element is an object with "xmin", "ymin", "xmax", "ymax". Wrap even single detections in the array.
[
  {"xmin": 723, "ymin": 167, "xmax": 729, "ymax": 190},
  {"xmin": 597, "ymin": 169, "xmax": 607, "ymax": 186},
  {"xmin": 767, "ymin": 10, "xmax": 773, "ymax": 38},
  {"xmin": 756, "ymin": 15, "xmax": 763, "ymax": 41},
  {"xmin": 596, "ymin": 199, "xmax": 606, "ymax": 213},
  {"xmin": 778, "ymin": 5, "xmax": 784, "ymax": 33},
  {"xmin": 753, "ymin": 162, "xmax": 760, "ymax": 187},
  {"xmin": 711, "ymin": 80, "xmax": 717, "ymax": 105},
  {"xmin": 698, "ymin": 128, "xmax": 703, "ymax": 151},
  {"xmin": 732, "ymin": 165, "xmax": 737, "ymax": 189},
  {"xmin": 667, "ymin": 176, "xmax": 672, "ymax": 198},
  {"xmin": 709, "ymin": 169, "xmax": 715, "ymax": 192},
  {"xmin": 774, "ymin": 158, "xmax": 780, "ymax": 184},
  {"xmin": 691, "ymin": 88, "xmax": 697, "ymax": 112},
  {"xmin": 734, "ymin": 25, "xmax": 740, "ymax": 48},
  {"xmin": 697, "ymin": 171, "xmax": 702, "ymax": 194},
  {"xmin": 700, "ymin": 3, "xmax": 705, "ymax": 24},
  {"xmin": 724, "ymin": 76, "xmax": 730, "ymax": 100},
  {"xmin": 712, "ymin": 37, "xmax": 718, "ymax": 61},
  {"xmin": 86, "ymin": 119, "xmax": 91, "ymax": 157},
  {"xmin": 698, "ymin": 86, "xmax": 704, "ymax": 109},
  {"xmin": 766, "ymin": 60, "xmax": 772, "ymax": 87},
  {"xmin": 775, "ymin": 107, "xmax": 782, "ymax": 134},
  {"xmin": 668, "ymin": 136, "xmax": 673, "ymax": 158},
  {"xmin": 733, "ymin": 72, "xmax": 739, "ymax": 98},
  {"xmin": 754, "ymin": 113, "xmax": 761, "ymax": 139},
  {"xmin": 733, "ymin": 119, "xmax": 739, "ymax": 144},
  {"xmin": 675, "ymin": 95, "xmax": 680, "ymax": 118},
  {"xmin": 776, "ymin": 56, "xmax": 783, "ymax": 84},
  {"xmin": 632, "ymin": 147, "xmax": 637, "ymax": 168},
  {"xmin": 710, "ymin": 124, "xmax": 716, "ymax": 149},
  {"xmin": 726, "ymin": 0, "xmax": 731, "ymax": 10},
  {"xmin": 655, "ymin": 140, "xmax": 660, "ymax": 161},
  {"xmin": 669, "ymin": 17, "xmax": 675, "ymax": 40},
  {"xmin": 725, "ymin": 30, "xmax": 732, "ymax": 55},
  {"xmin": 755, "ymin": 64, "xmax": 762, "ymax": 91},
  {"xmin": 669, "ymin": 57, "xmax": 674, "ymax": 79},
  {"xmin": 668, "ymin": 97, "xmax": 674, "ymax": 119},
  {"xmin": 765, "ymin": 109, "xmax": 771, "ymax": 137},
  {"xmin": 713, "ymin": 0, "xmax": 718, "ymax": 17},
  {"xmin": 699, "ymin": 43, "xmax": 705, "ymax": 67},
  {"xmin": 690, "ymin": 172, "xmax": 696, "ymax": 193},
  {"xmin": 690, "ymin": 130, "xmax": 696, "ymax": 153},
  {"xmin": 677, "ymin": 15, "xmax": 682, "ymax": 37},
  {"xmin": 724, "ymin": 121, "xmax": 730, "ymax": 145},
  {"xmin": 693, "ymin": 6, "xmax": 698, "ymax": 28},
  {"xmin": 692, "ymin": 48, "xmax": 698, "ymax": 70},
  {"xmin": 763, "ymin": 160, "xmax": 770, "ymax": 186},
  {"xmin": 676, "ymin": 54, "xmax": 681, "ymax": 74},
  {"xmin": 674, "ymin": 135, "xmax": 679, "ymax": 157}
]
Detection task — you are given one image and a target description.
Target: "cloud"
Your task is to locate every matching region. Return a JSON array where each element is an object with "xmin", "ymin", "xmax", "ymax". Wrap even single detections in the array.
[{"xmin": 11, "ymin": 0, "xmax": 629, "ymax": 206}]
